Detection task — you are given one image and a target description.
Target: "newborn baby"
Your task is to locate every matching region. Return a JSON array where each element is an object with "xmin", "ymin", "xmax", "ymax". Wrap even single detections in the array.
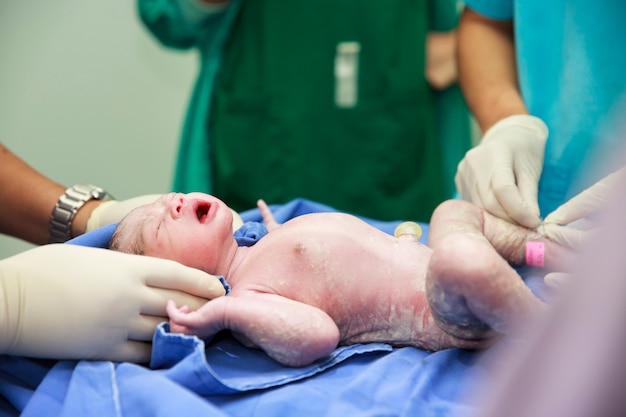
[{"xmin": 110, "ymin": 193, "xmax": 571, "ymax": 366}]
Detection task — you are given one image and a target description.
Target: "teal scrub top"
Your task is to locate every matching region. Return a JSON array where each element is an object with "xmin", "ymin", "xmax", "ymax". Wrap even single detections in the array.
[
  {"xmin": 138, "ymin": 0, "xmax": 471, "ymax": 221},
  {"xmin": 464, "ymin": 0, "xmax": 626, "ymax": 215}
]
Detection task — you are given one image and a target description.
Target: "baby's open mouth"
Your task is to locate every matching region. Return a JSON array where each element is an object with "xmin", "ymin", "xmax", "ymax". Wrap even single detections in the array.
[{"xmin": 196, "ymin": 202, "xmax": 211, "ymax": 223}]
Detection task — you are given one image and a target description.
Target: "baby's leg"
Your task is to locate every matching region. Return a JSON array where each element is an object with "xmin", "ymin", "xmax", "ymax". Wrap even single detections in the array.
[
  {"xmin": 427, "ymin": 233, "xmax": 547, "ymax": 340},
  {"xmin": 426, "ymin": 200, "xmax": 549, "ymax": 341}
]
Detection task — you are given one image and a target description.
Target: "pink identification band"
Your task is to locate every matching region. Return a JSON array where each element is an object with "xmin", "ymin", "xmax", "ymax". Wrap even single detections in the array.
[{"xmin": 525, "ymin": 241, "xmax": 545, "ymax": 268}]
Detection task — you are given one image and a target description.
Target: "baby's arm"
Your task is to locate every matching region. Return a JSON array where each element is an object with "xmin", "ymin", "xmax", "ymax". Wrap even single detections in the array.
[
  {"xmin": 167, "ymin": 293, "xmax": 340, "ymax": 367},
  {"xmin": 257, "ymin": 199, "xmax": 280, "ymax": 231}
]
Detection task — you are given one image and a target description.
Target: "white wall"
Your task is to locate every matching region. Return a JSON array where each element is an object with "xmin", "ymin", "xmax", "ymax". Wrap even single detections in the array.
[{"xmin": 0, "ymin": 1, "xmax": 198, "ymax": 258}]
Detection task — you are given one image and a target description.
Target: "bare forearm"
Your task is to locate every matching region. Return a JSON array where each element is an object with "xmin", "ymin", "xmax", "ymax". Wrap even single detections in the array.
[
  {"xmin": 0, "ymin": 143, "xmax": 99, "ymax": 244},
  {"xmin": 458, "ymin": 8, "xmax": 527, "ymax": 132}
]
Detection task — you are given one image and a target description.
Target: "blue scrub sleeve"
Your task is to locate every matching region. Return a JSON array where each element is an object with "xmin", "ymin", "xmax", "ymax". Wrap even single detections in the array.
[{"xmin": 463, "ymin": 0, "xmax": 513, "ymax": 20}]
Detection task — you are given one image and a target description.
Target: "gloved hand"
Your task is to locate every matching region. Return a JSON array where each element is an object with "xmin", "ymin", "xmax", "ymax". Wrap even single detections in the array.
[
  {"xmin": 543, "ymin": 272, "xmax": 571, "ymax": 290},
  {"xmin": 455, "ymin": 115, "xmax": 548, "ymax": 228},
  {"xmin": 87, "ymin": 194, "xmax": 163, "ymax": 232},
  {"xmin": 0, "ymin": 244, "xmax": 225, "ymax": 362},
  {"xmin": 541, "ymin": 166, "xmax": 626, "ymax": 250},
  {"xmin": 88, "ymin": 194, "xmax": 245, "ymax": 232}
]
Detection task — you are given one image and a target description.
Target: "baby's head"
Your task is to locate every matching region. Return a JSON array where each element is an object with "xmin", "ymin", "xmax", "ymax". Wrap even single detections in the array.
[{"xmin": 110, "ymin": 192, "xmax": 240, "ymax": 274}]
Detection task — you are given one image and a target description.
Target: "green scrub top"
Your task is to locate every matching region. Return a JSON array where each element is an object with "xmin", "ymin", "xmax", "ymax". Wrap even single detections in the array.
[{"xmin": 138, "ymin": 0, "xmax": 471, "ymax": 222}]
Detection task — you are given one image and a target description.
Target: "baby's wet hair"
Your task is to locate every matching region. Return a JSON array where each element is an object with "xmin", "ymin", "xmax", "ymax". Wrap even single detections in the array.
[{"xmin": 109, "ymin": 220, "xmax": 144, "ymax": 256}]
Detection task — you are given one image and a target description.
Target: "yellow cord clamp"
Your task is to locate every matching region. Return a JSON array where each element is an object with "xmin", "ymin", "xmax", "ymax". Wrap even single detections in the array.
[{"xmin": 394, "ymin": 221, "xmax": 423, "ymax": 240}]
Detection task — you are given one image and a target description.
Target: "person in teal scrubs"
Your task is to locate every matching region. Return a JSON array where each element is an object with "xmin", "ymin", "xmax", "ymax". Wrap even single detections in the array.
[
  {"xmin": 137, "ymin": 0, "xmax": 472, "ymax": 222},
  {"xmin": 455, "ymin": 1, "xmax": 626, "ymax": 229}
]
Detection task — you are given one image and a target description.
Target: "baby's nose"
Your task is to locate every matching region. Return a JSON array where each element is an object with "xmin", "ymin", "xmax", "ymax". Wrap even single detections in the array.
[{"xmin": 168, "ymin": 193, "xmax": 184, "ymax": 218}]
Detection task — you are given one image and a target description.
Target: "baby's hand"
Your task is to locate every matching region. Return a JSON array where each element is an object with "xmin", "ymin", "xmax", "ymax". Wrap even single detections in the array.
[
  {"xmin": 257, "ymin": 199, "xmax": 281, "ymax": 231},
  {"xmin": 166, "ymin": 300, "xmax": 193, "ymax": 334},
  {"xmin": 166, "ymin": 299, "xmax": 225, "ymax": 341}
]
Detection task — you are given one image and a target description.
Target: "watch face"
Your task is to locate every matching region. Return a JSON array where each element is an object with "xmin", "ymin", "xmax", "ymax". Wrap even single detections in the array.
[
  {"xmin": 90, "ymin": 189, "xmax": 107, "ymax": 199},
  {"xmin": 83, "ymin": 185, "xmax": 110, "ymax": 200}
]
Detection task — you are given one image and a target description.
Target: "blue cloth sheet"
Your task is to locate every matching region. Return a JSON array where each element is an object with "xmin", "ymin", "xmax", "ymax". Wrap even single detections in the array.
[{"xmin": 0, "ymin": 199, "xmax": 543, "ymax": 417}]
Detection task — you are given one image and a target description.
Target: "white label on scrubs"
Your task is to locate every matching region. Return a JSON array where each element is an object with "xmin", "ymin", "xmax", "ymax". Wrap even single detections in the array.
[{"xmin": 334, "ymin": 42, "xmax": 360, "ymax": 108}]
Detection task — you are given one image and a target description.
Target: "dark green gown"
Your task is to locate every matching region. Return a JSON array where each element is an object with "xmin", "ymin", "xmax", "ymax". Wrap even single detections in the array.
[{"xmin": 139, "ymin": 0, "xmax": 471, "ymax": 221}]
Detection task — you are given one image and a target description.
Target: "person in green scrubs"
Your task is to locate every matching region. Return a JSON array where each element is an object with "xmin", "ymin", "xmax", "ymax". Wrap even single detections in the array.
[{"xmin": 138, "ymin": 0, "xmax": 472, "ymax": 222}]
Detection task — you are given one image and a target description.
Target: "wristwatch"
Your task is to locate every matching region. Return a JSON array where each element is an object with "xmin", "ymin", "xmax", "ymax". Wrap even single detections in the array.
[{"xmin": 49, "ymin": 184, "xmax": 112, "ymax": 243}]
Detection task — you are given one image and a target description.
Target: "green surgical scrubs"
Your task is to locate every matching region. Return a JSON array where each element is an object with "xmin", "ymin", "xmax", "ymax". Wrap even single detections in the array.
[{"xmin": 139, "ymin": 0, "xmax": 471, "ymax": 222}]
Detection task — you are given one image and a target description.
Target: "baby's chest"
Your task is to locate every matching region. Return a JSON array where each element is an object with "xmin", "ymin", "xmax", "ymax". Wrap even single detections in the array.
[
  {"xmin": 275, "ymin": 231, "xmax": 391, "ymax": 271},
  {"xmin": 241, "ymin": 238, "xmax": 399, "ymax": 299}
]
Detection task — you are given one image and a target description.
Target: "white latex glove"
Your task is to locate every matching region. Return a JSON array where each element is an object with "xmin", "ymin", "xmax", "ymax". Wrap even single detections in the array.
[
  {"xmin": 455, "ymin": 115, "xmax": 548, "ymax": 228},
  {"xmin": 87, "ymin": 195, "xmax": 163, "ymax": 231},
  {"xmin": 541, "ymin": 166, "xmax": 626, "ymax": 250},
  {"xmin": 0, "ymin": 244, "xmax": 225, "ymax": 362},
  {"xmin": 88, "ymin": 194, "xmax": 244, "ymax": 232},
  {"xmin": 543, "ymin": 272, "xmax": 571, "ymax": 290},
  {"xmin": 540, "ymin": 221, "xmax": 596, "ymax": 252}
]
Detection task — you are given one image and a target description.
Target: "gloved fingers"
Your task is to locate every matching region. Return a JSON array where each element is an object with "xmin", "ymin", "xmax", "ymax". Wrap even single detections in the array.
[
  {"xmin": 490, "ymin": 167, "xmax": 541, "ymax": 228},
  {"xmin": 543, "ymin": 184, "xmax": 611, "ymax": 225},
  {"xmin": 541, "ymin": 223, "xmax": 594, "ymax": 250},
  {"xmin": 470, "ymin": 173, "xmax": 517, "ymax": 223},
  {"xmin": 127, "ymin": 314, "xmax": 168, "ymax": 342},
  {"xmin": 455, "ymin": 159, "xmax": 507, "ymax": 220},
  {"xmin": 544, "ymin": 167, "xmax": 626, "ymax": 225},
  {"xmin": 106, "ymin": 340, "xmax": 152, "ymax": 363},
  {"xmin": 138, "ymin": 287, "xmax": 211, "ymax": 317},
  {"xmin": 143, "ymin": 259, "xmax": 226, "ymax": 299},
  {"xmin": 544, "ymin": 272, "xmax": 572, "ymax": 290},
  {"xmin": 492, "ymin": 165, "xmax": 541, "ymax": 229},
  {"xmin": 515, "ymin": 164, "xmax": 542, "ymax": 224},
  {"xmin": 481, "ymin": 191, "xmax": 516, "ymax": 224},
  {"xmin": 497, "ymin": 187, "xmax": 541, "ymax": 228}
]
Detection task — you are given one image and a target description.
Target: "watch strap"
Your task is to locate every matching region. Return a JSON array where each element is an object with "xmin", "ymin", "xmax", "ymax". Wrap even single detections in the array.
[{"xmin": 49, "ymin": 184, "xmax": 111, "ymax": 243}]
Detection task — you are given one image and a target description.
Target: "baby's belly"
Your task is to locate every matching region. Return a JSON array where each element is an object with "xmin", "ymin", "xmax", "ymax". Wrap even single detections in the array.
[
  {"xmin": 246, "ymin": 217, "xmax": 435, "ymax": 344},
  {"xmin": 281, "ymin": 240, "xmax": 433, "ymax": 345},
  {"xmin": 329, "ymin": 264, "xmax": 437, "ymax": 347}
]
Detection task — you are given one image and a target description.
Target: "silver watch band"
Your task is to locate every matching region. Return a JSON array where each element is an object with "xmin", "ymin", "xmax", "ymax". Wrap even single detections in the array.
[{"xmin": 49, "ymin": 184, "xmax": 111, "ymax": 243}]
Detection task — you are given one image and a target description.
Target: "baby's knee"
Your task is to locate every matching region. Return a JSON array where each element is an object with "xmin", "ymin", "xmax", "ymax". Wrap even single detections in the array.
[{"xmin": 428, "ymin": 234, "xmax": 494, "ymax": 286}]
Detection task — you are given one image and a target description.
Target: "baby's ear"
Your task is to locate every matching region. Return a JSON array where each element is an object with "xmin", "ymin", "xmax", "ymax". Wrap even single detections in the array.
[{"xmin": 257, "ymin": 199, "xmax": 280, "ymax": 231}]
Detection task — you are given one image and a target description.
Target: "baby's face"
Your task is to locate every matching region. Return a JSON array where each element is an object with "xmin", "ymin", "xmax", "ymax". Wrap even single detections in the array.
[{"xmin": 123, "ymin": 192, "xmax": 236, "ymax": 273}]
